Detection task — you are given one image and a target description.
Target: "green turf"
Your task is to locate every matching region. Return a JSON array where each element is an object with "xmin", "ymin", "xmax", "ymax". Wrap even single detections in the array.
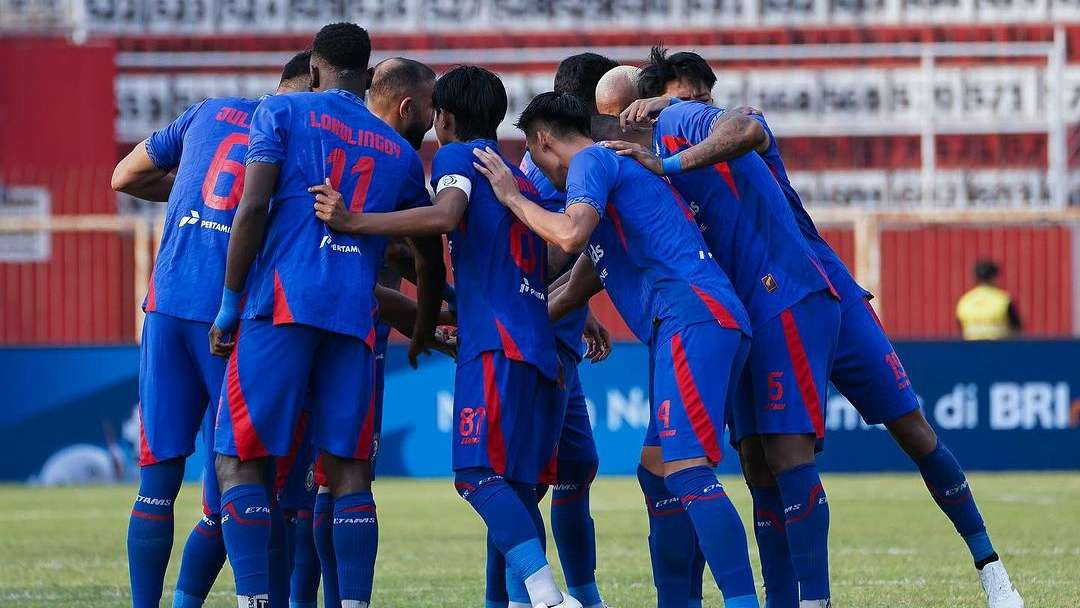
[{"xmin": 0, "ymin": 473, "xmax": 1076, "ymax": 607}]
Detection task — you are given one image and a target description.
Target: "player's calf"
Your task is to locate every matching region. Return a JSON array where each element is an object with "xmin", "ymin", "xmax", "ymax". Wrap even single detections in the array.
[
  {"xmin": 216, "ymin": 454, "xmax": 273, "ymax": 607},
  {"xmin": 455, "ymin": 467, "xmax": 569, "ymax": 608},
  {"xmin": 550, "ymin": 458, "xmax": 602, "ymax": 608},
  {"xmin": 312, "ymin": 488, "xmax": 341, "ymax": 608},
  {"xmin": 661, "ymin": 459, "xmax": 758, "ymax": 608},
  {"xmin": 738, "ymin": 438, "xmax": 799, "ymax": 608},
  {"xmin": 636, "ymin": 453, "xmax": 699, "ymax": 608},
  {"xmin": 322, "ymin": 454, "xmax": 379, "ymax": 608},
  {"xmin": 128, "ymin": 458, "xmax": 185, "ymax": 608}
]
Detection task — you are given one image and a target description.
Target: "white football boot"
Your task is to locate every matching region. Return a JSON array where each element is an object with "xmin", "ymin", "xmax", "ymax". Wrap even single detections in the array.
[
  {"xmin": 979, "ymin": 559, "xmax": 1024, "ymax": 608},
  {"xmin": 534, "ymin": 593, "xmax": 583, "ymax": 608}
]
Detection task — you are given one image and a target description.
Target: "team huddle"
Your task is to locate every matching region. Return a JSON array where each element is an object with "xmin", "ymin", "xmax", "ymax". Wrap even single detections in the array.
[{"xmin": 112, "ymin": 22, "xmax": 1025, "ymax": 608}]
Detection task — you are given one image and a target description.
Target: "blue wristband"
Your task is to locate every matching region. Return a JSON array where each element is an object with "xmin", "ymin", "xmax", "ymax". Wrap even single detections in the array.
[
  {"xmin": 213, "ymin": 287, "xmax": 243, "ymax": 332},
  {"xmin": 661, "ymin": 153, "xmax": 684, "ymax": 175}
]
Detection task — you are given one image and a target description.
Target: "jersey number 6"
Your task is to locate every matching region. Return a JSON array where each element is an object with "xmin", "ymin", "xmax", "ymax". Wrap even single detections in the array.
[{"xmin": 202, "ymin": 132, "xmax": 249, "ymax": 210}]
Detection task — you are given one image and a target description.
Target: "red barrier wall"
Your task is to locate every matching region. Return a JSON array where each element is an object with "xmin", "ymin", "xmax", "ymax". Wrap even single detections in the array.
[{"xmin": 0, "ymin": 37, "xmax": 126, "ymax": 344}]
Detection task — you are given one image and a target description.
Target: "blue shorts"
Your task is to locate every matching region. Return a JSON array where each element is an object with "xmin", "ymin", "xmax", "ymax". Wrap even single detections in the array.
[
  {"xmin": 214, "ymin": 318, "xmax": 377, "ymax": 461},
  {"xmin": 274, "ymin": 410, "xmax": 317, "ymax": 514},
  {"xmin": 831, "ymin": 297, "xmax": 920, "ymax": 425},
  {"xmin": 452, "ymin": 350, "xmax": 562, "ymax": 484},
  {"xmin": 731, "ymin": 291, "xmax": 840, "ymax": 445},
  {"xmin": 138, "ymin": 312, "xmax": 225, "ymax": 465},
  {"xmin": 645, "ymin": 321, "xmax": 750, "ymax": 464},
  {"xmin": 546, "ymin": 348, "xmax": 599, "ymax": 485}
]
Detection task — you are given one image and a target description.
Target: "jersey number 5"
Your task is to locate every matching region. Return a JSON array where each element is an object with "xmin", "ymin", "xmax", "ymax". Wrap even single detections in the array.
[
  {"xmin": 326, "ymin": 148, "xmax": 375, "ymax": 212},
  {"xmin": 202, "ymin": 132, "xmax": 248, "ymax": 210}
]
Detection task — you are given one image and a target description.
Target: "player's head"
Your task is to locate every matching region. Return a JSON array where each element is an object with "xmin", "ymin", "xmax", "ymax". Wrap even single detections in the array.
[
  {"xmin": 309, "ymin": 22, "xmax": 371, "ymax": 92},
  {"xmin": 277, "ymin": 50, "xmax": 312, "ymax": 93},
  {"xmin": 638, "ymin": 46, "xmax": 716, "ymax": 104},
  {"xmin": 431, "ymin": 65, "xmax": 507, "ymax": 145},
  {"xmin": 975, "ymin": 259, "xmax": 1000, "ymax": 284},
  {"xmin": 516, "ymin": 92, "xmax": 592, "ymax": 190},
  {"xmin": 367, "ymin": 57, "xmax": 437, "ymax": 150},
  {"xmin": 595, "ymin": 65, "xmax": 642, "ymax": 116},
  {"xmin": 553, "ymin": 52, "xmax": 620, "ymax": 114}
]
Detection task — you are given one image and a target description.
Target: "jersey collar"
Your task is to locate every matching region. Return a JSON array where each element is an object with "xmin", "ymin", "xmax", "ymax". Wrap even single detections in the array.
[
  {"xmin": 469, "ymin": 138, "xmax": 499, "ymax": 151},
  {"xmin": 327, "ymin": 88, "xmax": 366, "ymax": 106}
]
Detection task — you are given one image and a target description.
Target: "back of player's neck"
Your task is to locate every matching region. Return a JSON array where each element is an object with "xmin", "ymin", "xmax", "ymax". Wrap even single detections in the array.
[{"xmin": 322, "ymin": 78, "xmax": 365, "ymax": 98}]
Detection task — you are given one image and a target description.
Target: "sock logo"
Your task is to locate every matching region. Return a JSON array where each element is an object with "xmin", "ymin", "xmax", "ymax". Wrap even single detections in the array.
[
  {"xmin": 135, "ymin": 495, "xmax": 173, "ymax": 507},
  {"xmin": 244, "ymin": 506, "xmax": 271, "ymax": 515},
  {"xmin": 332, "ymin": 516, "xmax": 377, "ymax": 525}
]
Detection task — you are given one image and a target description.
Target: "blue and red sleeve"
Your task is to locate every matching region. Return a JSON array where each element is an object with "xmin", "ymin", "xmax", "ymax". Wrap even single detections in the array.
[
  {"xmin": 565, "ymin": 146, "xmax": 617, "ymax": 220},
  {"xmin": 245, "ymin": 95, "xmax": 291, "ymax": 166},
  {"xmin": 429, "ymin": 143, "xmax": 477, "ymax": 191},
  {"xmin": 145, "ymin": 100, "xmax": 206, "ymax": 171}
]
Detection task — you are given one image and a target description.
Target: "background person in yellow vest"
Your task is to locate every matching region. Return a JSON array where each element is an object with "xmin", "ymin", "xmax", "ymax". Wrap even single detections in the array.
[{"xmin": 956, "ymin": 259, "xmax": 1022, "ymax": 340}]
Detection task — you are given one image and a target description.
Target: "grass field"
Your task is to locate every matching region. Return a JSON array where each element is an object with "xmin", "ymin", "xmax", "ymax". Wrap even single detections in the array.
[{"xmin": 0, "ymin": 473, "xmax": 1077, "ymax": 607}]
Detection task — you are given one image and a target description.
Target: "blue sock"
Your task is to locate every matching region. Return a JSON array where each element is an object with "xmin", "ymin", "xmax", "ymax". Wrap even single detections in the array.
[
  {"xmin": 220, "ymin": 484, "xmax": 272, "ymax": 600},
  {"xmin": 333, "ymin": 491, "xmax": 379, "ymax": 603},
  {"xmin": 689, "ymin": 544, "xmax": 705, "ymax": 608},
  {"xmin": 455, "ymin": 468, "xmax": 555, "ymax": 604},
  {"xmin": 173, "ymin": 513, "xmax": 226, "ymax": 607},
  {"xmin": 289, "ymin": 509, "xmax": 321, "ymax": 607},
  {"xmin": 550, "ymin": 461, "xmax": 601, "ymax": 607},
  {"xmin": 485, "ymin": 533, "xmax": 510, "ymax": 608},
  {"xmin": 750, "ymin": 486, "xmax": 799, "ymax": 608},
  {"xmin": 507, "ymin": 481, "xmax": 545, "ymax": 604},
  {"xmin": 312, "ymin": 492, "xmax": 341, "ymax": 608},
  {"xmin": 128, "ymin": 459, "xmax": 184, "ymax": 608},
  {"xmin": 636, "ymin": 465, "xmax": 698, "ymax": 608},
  {"xmin": 916, "ymin": 441, "xmax": 995, "ymax": 565},
  {"xmin": 664, "ymin": 466, "xmax": 758, "ymax": 607},
  {"xmin": 269, "ymin": 504, "xmax": 291, "ymax": 607},
  {"xmin": 775, "ymin": 464, "xmax": 830, "ymax": 601}
]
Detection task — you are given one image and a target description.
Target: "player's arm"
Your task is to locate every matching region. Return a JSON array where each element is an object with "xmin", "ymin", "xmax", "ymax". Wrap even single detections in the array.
[
  {"xmin": 582, "ymin": 309, "xmax": 612, "ymax": 363},
  {"xmin": 549, "ymin": 253, "xmax": 604, "ymax": 322},
  {"xmin": 208, "ymin": 162, "xmax": 278, "ymax": 357},
  {"xmin": 386, "ymin": 238, "xmax": 419, "ymax": 285},
  {"xmin": 472, "ymin": 147, "xmax": 598, "ymax": 255},
  {"xmin": 606, "ymin": 108, "xmax": 770, "ymax": 175},
  {"xmin": 312, "ymin": 180, "xmax": 466, "ymax": 236},
  {"xmin": 111, "ymin": 140, "xmax": 175, "ymax": 202},
  {"xmin": 405, "ymin": 234, "xmax": 447, "ymax": 368}
]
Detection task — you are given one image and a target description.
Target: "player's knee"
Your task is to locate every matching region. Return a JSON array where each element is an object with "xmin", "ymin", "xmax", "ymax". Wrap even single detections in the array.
[
  {"xmin": 760, "ymin": 433, "xmax": 817, "ymax": 475},
  {"xmin": 661, "ymin": 457, "xmax": 712, "ymax": 478},
  {"xmin": 639, "ymin": 446, "xmax": 666, "ymax": 477},
  {"xmin": 321, "ymin": 453, "xmax": 373, "ymax": 497},
  {"xmin": 214, "ymin": 453, "xmax": 263, "ymax": 494},
  {"xmin": 737, "ymin": 438, "xmax": 776, "ymax": 487},
  {"xmin": 886, "ymin": 409, "xmax": 939, "ymax": 459}
]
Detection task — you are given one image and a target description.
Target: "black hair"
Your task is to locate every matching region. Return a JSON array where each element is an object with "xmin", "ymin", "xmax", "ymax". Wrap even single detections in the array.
[
  {"xmin": 515, "ymin": 92, "xmax": 591, "ymax": 139},
  {"xmin": 553, "ymin": 52, "xmax": 620, "ymax": 110},
  {"xmin": 278, "ymin": 50, "xmax": 312, "ymax": 86},
  {"xmin": 311, "ymin": 22, "xmax": 371, "ymax": 75},
  {"xmin": 637, "ymin": 45, "xmax": 717, "ymax": 98},
  {"xmin": 975, "ymin": 259, "xmax": 1000, "ymax": 282},
  {"xmin": 369, "ymin": 57, "xmax": 436, "ymax": 103},
  {"xmin": 432, "ymin": 65, "xmax": 507, "ymax": 141}
]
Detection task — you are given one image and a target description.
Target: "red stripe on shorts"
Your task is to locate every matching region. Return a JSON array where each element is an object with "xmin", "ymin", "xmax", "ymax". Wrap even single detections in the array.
[
  {"xmin": 353, "ymin": 390, "xmax": 377, "ymax": 460},
  {"xmin": 137, "ymin": 402, "xmax": 158, "ymax": 466},
  {"xmin": 226, "ymin": 335, "xmax": 270, "ymax": 460},
  {"xmin": 670, "ymin": 332, "xmax": 722, "ymax": 463},
  {"xmin": 482, "ymin": 352, "xmax": 508, "ymax": 475},
  {"xmin": 780, "ymin": 309, "xmax": 825, "ymax": 439}
]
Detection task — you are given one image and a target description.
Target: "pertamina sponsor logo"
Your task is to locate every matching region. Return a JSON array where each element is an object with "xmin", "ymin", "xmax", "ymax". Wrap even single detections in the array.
[{"xmin": 178, "ymin": 209, "xmax": 230, "ymax": 234}]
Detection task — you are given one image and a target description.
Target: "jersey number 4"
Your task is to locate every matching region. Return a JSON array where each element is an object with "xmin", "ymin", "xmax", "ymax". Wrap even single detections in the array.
[{"xmin": 326, "ymin": 148, "xmax": 375, "ymax": 212}]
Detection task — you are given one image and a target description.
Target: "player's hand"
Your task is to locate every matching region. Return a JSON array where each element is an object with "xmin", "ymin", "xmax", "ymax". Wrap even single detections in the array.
[
  {"xmin": 619, "ymin": 95, "xmax": 672, "ymax": 129},
  {"xmin": 732, "ymin": 105, "xmax": 762, "ymax": 116},
  {"xmin": 310, "ymin": 179, "xmax": 353, "ymax": 232},
  {"xmin": 582, "ymin": 314, "xmax": 612, "ymax": 363},
  {"xmin": 472, "ymin": 147, "xmax": 520, "ymax": 206},
  {"xmin": 208, "ymin": 324, "xmax": 235, "ymax": 358},
  {"xmin": 602, "ymin": 141, "xmax": 664, "ymax": 175},
  {"xmin": 432, "ymin": 325, "xmax": 458, "ymax": 360}
]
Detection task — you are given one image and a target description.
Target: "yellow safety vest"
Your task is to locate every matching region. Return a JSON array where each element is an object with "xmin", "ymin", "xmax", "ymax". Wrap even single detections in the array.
[{"xmin": 956, "ymin": 285, "xmax": 1013, "ymax": 340}]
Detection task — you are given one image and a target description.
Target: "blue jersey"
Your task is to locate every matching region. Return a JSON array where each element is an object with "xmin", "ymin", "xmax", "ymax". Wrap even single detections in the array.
[
  {"xmin": 521, "ymin": 151, "xmax": 588, "ymax": 361},
  {"xmin": 749, "ymin": 113, "xmax": 871, "ymax": 304},
  {"xmin": 144, "ymin": 96, "xmax": 260, "ymax": 322},
  {"xmin": 242, "ymin": 89, "xmax": 429, "ymax": 343},
  {"xmin": 566, "ymin": 145, "xmax": 750, "ymax": 341},
  {"xmin": 433, "ymin": 140, "xmax": 558, "ymax": 380},
  {"xmin": 655, "ymin": 101, "xmax": 835, "ymax": 328}
]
